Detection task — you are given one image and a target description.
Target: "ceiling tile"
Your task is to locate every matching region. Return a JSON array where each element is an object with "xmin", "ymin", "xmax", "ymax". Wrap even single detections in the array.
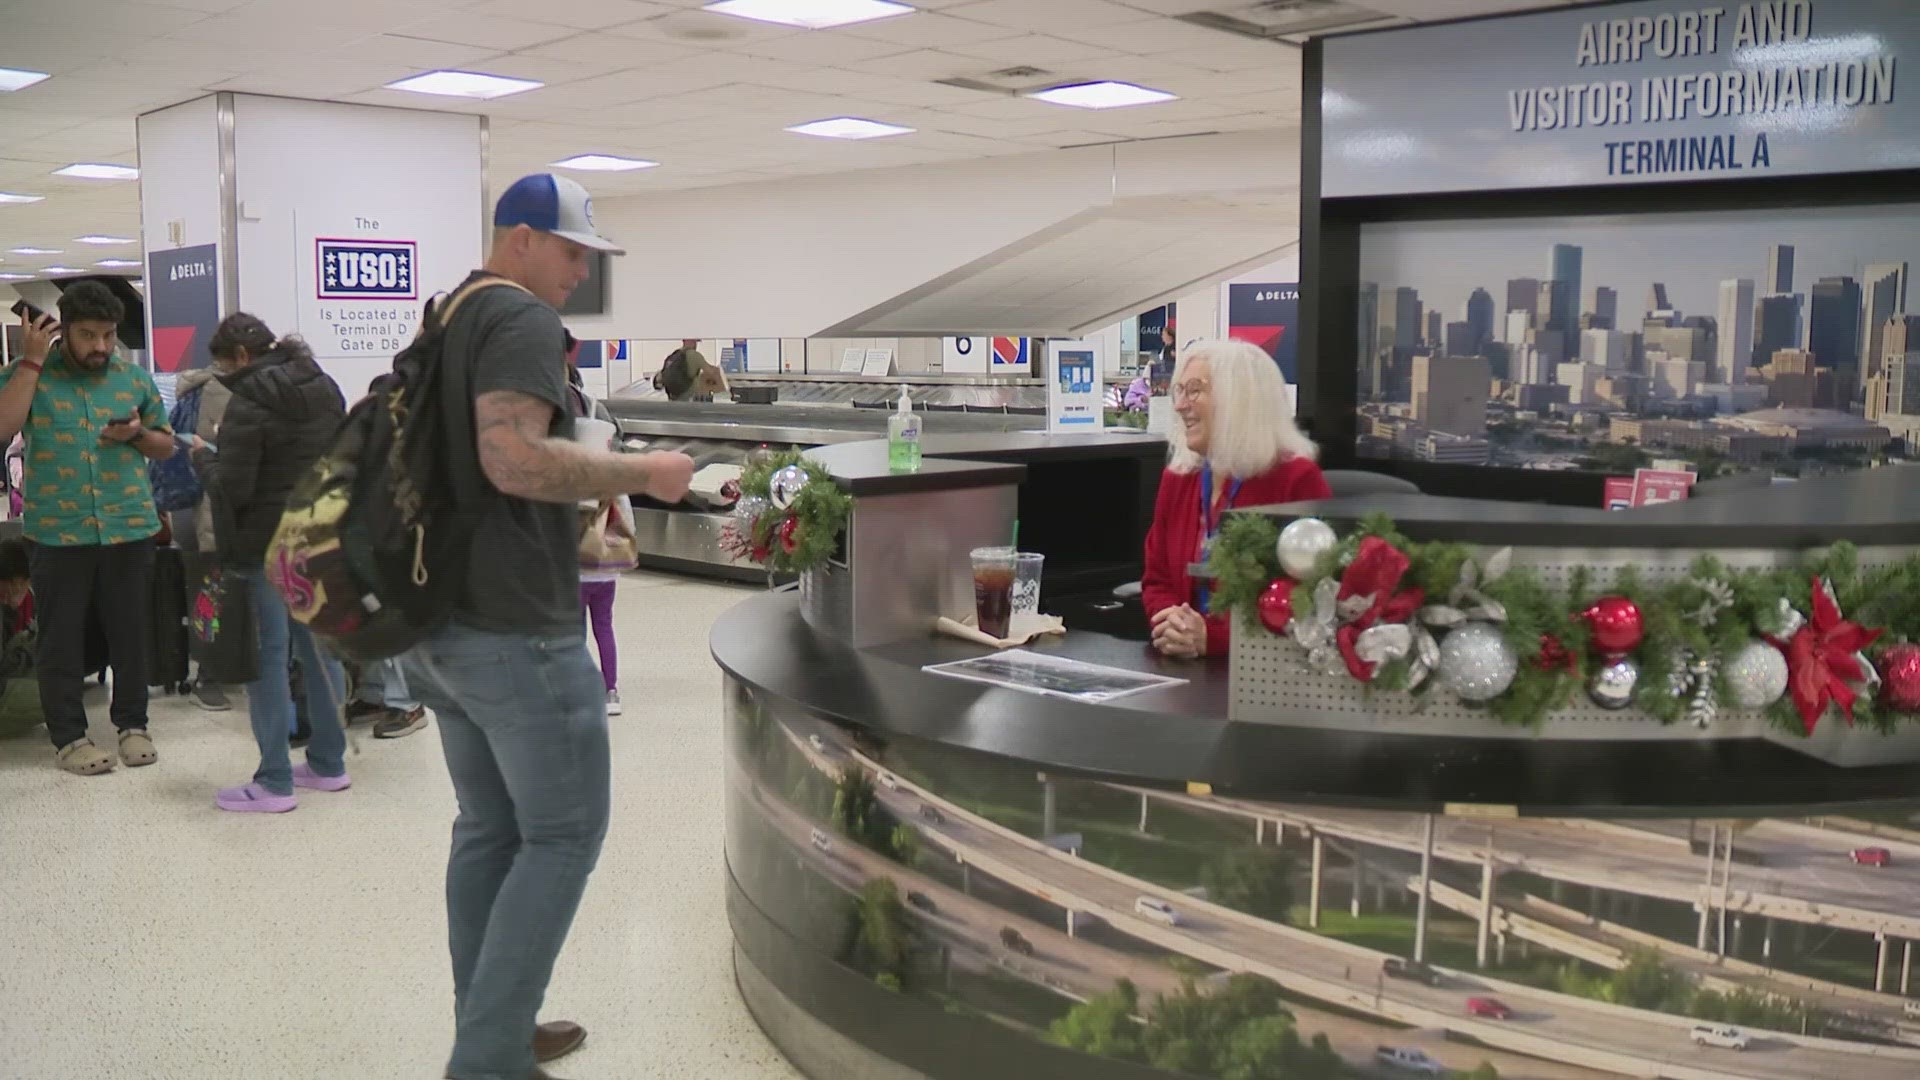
[
  {"xmin": 941, "ymin": 0, "xmax": 1156, "ymax": 33},
  {"xmin": 837, "ymin": 12, "xmax": 1026, "ymax": 48},
  {"xmin": 1070, "ymin": 17, "xmax": 1258, "ymax": 54},
  {"xmin": 464, "ymin": 0, "xmax": 671, "ymax": 30},
  {"xmin": 392, "ymin": 15, "xmax": 578, "ymax": 50},
  {"xmin": 738, "ymin": 32, "xmax": 912, "ymax": 66},
  {"xmin": 853, "ymin": 48, "xmax": 982, "ymax": 80},
  {"xmin": 0, "ymin": 0, "xmax": 214, "ymax": 36},
  {"xmin": 608, "ymin": 9, "xmax": 801, "ymax": 48},
  {"xmin": 514, "ymin": 30, "xmax": 702, "ymax": 66},
  {"xmin": 939, "ymin": 33, "xmax": 1127, "ymax": 69},
  {"xmin": 320, "ymin": 33, "xmax": 497, "ymax": 69}
]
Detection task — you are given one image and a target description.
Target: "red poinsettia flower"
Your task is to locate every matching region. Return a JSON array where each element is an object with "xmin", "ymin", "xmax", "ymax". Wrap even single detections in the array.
[
  {"xmin": 1335, "ymin": 585, "xmax": 1425, "ymax": 681},
  {"xmin": 1781, "ymin": 576, "xmax": 1883, "ymax": 735},
  {"xmin": 1339, "ymin": 536, "xmax": 1411, "ymax": 604}
]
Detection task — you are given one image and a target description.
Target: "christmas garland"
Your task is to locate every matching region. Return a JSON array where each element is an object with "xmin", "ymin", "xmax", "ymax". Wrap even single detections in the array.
[
  {"xmin": 720, "ymin": 450, "xmax": 853, "ymax": 575},
  {"xmin": 1207, "ymin": 511, "xmax": 1920, "ymax": 735}
]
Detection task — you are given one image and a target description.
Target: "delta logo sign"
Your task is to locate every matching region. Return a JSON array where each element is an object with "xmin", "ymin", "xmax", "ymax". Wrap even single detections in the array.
[{"xmin": 316, "ymin": 238, "xmax": 417, "ymax": 301}]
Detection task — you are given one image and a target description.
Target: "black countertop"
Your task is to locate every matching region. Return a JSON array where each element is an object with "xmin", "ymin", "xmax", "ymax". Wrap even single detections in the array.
[
  {"xmin": 1253, "ymin": 465, "xmax": 1920, "ymax": 547},
  {"xmin": 711, "ymin": 591, "xmax": 1920, "ymax": 814}
]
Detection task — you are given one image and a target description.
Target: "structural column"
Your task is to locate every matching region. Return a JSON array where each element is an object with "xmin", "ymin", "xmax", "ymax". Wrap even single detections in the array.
[
  {"xmin": 1414, "ymin": 814, "xmax": 1435, "ymax": 963},
  {"xmin": 1040, "ymin": 776, "xmax": 1056, "ymax": 839},
  {"xmin": 1351, "ymin": 848, "xmax": 1367, "ymax": 918},
  {"xmin": 1309, "ymin": 833, "xmax": 1325, "ymax": 929},
  {"xmin": 1901, "ymin": 939, "xmax": 1912, "ymax": 996},
  {"xmin": 1476, "ymin": 849, "xmax": 1497, "ymax": 969},
  {"xmin": 1877, "ymin": 933, "xmax": 1890, "ymax": 993},
  {"xmin": 1138, "ymin": 793, "xmax": 1149, "ymax": 834}
]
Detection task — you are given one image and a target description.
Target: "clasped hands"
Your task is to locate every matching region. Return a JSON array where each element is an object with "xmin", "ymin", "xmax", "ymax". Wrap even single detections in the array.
[{"xmin": 1150, "ymin": 603, "xmax": 1208, "ymax": 659}]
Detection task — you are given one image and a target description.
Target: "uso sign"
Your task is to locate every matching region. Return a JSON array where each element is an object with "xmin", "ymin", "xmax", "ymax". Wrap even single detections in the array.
[{"xmin": 316, "ymin": 238, "xmax": 418, "ymax": 301}]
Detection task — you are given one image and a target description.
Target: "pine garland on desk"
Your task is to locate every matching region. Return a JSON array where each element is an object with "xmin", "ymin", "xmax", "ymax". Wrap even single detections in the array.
[
  {"xmin": 718, "ymin": 450, "xmax": 852, "ymax": 575},
  {"xmin": 1206, "ymin": 511, "xmax": 1920, "ymax": 735}
]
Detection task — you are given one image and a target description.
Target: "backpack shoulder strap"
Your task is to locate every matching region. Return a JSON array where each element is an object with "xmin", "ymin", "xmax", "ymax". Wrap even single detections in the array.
[{"xmin": 425, "ymin": 276, "xmax": 534, "ymax": 335}]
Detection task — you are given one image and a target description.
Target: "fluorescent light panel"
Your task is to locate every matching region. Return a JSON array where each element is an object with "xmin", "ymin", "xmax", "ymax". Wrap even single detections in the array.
[
  {"xmin": 9, "ymin": 247, "xmax": 59, "ymax": 255},
  {"xmin": 384, "ymin": 70, "xmax": 543, "ymax": 100},
  {"xmin": 551, "ymin": 154, "xmax": 658, "ymax": 172},
  {"xmin": 786, "ymin": 117, "xmax": 914, "ymax": 139},
  {"xmin": 40, "ymin": 266, "xmax": 85, "ymax": 275},
  {"xmin": 705, "ymin": 0, "xmax": 913, "ymax": 30},
  {"xmin": 53, "ymin": 162, "xmax": 139, "ymax": 180},
  {"xmin": 95, "ymin": 259, "xmax": 141, "ymax": 268},
  {"xmin": 0, "ymin": 192, "xmax": 44, "ymax": 205},
  {"xmin": 1027, "ymin": 81, "xmax": 1177, "ymax": 110},
  {"xmin": 0, "ymin": 67, "xmax": 50, "ymax": 92},
  {"xmin": 74, "ymin": 234, "xmax": 134, "ymax": 245}
]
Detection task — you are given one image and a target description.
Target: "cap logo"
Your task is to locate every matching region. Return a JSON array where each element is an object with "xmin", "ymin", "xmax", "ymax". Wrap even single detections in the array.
[{"xmin": 584, "ymin": 196, "xmax": 595, "ymax": 227}]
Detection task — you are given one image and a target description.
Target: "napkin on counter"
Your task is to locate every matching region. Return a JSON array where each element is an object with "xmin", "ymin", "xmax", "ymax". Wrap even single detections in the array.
[
  {"xmin": 936, "ymin": 611, "xmax": 1067, "ymax": 649},
  {"xmin": 690, "ymin": 463, "xmax": 743, "ymax": 501}
]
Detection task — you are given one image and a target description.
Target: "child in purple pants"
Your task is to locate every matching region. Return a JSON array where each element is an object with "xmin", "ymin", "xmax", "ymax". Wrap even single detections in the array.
[{"xmin": 581, "ymin": 579, "xmax": 618, "ymax": 714}]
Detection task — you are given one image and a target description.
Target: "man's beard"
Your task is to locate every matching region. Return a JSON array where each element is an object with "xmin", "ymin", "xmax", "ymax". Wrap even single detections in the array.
[{"xmin": 71, "ymin": 350, "xmax": 111, "ymax": 372}]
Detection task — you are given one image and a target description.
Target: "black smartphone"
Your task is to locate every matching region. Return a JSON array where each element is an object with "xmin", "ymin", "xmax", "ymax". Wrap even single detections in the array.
[{"xmin": 9, "ymin": 298, "xmax": 50, "ymax": 324}]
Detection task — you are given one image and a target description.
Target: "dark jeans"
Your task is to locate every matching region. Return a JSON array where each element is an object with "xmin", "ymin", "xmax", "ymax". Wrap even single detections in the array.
[{"xmin": 32, "ymin": 537, "xmax": 155, "ymax": 749}]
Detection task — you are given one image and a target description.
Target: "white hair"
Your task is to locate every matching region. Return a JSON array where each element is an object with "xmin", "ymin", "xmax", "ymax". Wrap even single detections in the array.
[{"xmin": 1166, "ymin": 338, "xmax": 1317, "ymax": 477}]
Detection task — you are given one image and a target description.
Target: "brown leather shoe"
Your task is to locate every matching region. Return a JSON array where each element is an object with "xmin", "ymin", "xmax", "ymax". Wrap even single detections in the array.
[{"xmin": 534, "ymin": 1020, "xmax": 586, "ymax": 1063}]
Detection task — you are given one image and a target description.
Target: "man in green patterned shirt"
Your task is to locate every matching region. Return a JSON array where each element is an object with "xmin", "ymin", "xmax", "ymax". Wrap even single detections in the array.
[{"xmin": 2, "ymin": 281, "xmax": 176, "ymax": 776}]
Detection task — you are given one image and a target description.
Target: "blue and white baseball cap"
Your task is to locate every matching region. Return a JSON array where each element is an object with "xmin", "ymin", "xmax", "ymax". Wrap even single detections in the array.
[{"xmin": 493, "ymin": 173, "xmax": 625, "ymax": 255}]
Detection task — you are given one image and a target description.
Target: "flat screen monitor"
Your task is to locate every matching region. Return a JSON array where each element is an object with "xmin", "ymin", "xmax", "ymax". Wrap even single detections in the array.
[
  {"xmin": 560, "ymin": 251, "xmax": 608, "ymax": 317},
  {"xmin": 1355, "ymin": 202, "xmax": 1920, "ymax": 481}
]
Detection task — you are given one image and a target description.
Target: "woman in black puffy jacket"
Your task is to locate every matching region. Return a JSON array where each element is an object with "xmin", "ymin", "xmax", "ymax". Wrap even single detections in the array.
[{"xmin": 205, "ymin": 314, "xmax": 351, "ymax": 815}]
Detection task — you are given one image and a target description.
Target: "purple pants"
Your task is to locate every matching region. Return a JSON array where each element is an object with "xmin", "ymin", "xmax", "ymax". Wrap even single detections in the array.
[{"xmin": 581, "ymin": 580, "xmax": 617, "ymax": 693}]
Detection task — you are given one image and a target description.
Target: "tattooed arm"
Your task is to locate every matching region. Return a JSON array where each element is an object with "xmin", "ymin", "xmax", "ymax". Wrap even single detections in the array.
[{"xmin": 474, "ymin": 390, "xmax": 693, "ymax": 504}]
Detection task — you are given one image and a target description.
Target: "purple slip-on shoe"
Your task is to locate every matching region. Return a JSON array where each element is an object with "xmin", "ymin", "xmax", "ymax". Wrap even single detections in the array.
[
  {"xmin": 215, "ymin": 783, "xmax": 297, "ymax": 814},
  {"xmin": 292, "ymin": 763, "xmax": 351, "ymax": 792}
]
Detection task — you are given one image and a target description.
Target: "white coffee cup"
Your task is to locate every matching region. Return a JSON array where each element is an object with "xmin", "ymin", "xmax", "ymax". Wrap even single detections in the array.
[{"xmin": 573, "ymin": 417, "xmax": 616, "ymax": 452}]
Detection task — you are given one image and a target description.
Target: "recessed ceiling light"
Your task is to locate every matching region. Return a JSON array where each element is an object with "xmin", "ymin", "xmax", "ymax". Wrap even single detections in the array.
[
  {"xmin": 786, "ymin": 117, "xmax": 915, "ymax": 140},
  {"xmin": 40, "ymin": 267, "xmax": 85, "ymax": 275},
  {"xmin": 74, "ymin": 234, "xmax": 134, "ymax": 245},
  {"xmin": 95, "ymin": 259, "xmax": 141, "ymax": 268},
  {"xmin": 705, "ymin": 0, "xmax": 914, "ymax": 30},
  {"xmin": 53, "ymin": 163, "xmax": 139, "ymax": 180},
  {"xmin": 0, "ymin": 67, "xmax": 50, "ymax": 93},
  {"xmin": 9, "ymin": 247, "xmax": 60, "ymax": 256},
  {"xmin": 0, "ymin": 192, "xmax": 45, "ymax": 205},
  {"xmin": 551, "ymin": 154, "xmax": 659, "ymax": 172},
  {"xmin": 1027, "ymin": 81, "xmax": 1178, "ymax": 110},
  {"xmin": 384, "ymin": 70, "xmax": 543, "ymax": 100}
]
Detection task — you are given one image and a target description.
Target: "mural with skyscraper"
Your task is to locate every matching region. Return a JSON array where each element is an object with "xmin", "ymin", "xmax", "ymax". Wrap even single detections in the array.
[{"xmin": 1354, "ymin": 204, "xmax": 1920, "ymax": 478}]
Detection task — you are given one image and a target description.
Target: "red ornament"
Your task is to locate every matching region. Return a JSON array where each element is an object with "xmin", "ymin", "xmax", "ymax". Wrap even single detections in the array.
[
  {"xmin": 1582, "ymin": 596, "xmax": 1644, "ymax": 655},
  {"xmin": 1256, "ymin": 579, "xmax": 1295, "ymax": 634},
  {"xmin": 1879, "ymin": 643, "xmax": 1920, "ymax": 713},
  {"xmin": 1768, "ymin": 577, "xmax": 1884, "ymax": 734},
  {"xmin": 1339, "ymin": 536, "xmax": 1412, "ymax": 605},
  {"xmin": 778, "ymin": 515, "xmax": 800, "ymax": 555}
]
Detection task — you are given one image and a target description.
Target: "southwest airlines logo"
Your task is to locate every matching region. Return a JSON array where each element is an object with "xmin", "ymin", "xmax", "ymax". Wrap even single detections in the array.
[
  {"xmin": 316, "ymin": 238, "xmax": 418, "ymax": 300},
  {"xmin": 991, "ymin": 337, "xmax": 1028, "ymax": 367}
]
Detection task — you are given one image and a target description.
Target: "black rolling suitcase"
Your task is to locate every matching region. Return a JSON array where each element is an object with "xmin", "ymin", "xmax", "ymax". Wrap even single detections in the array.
[{"xmin": 148, "ymin": 545, "xmax": 190, "ymax": 693}]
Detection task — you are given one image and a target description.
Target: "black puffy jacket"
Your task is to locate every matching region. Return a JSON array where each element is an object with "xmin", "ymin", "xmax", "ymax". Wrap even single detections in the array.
[{"xmin": 210, "ymin": 340, "xmax": 346, "ymax": 568}]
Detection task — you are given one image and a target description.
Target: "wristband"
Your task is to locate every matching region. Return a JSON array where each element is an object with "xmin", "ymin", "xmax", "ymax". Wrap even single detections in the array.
[{"xmin": 19, "ymin": 362, "xmax": 41, "ymax": 374}]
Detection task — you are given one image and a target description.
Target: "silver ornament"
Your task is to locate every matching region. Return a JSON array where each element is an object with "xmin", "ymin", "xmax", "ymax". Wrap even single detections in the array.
[
  {"xmin": 733, "ymin": 495, "xmax": 770, "ymax": 524},
  {"xmin": 1723, "ymin": 640, "xmax": 1788, "ymax": 708},
  {"xmin": 1436, "ymin": 622, "xmax": 1518, "ymax": 702},
  {"xmin": 1588, "ymin": 655, "xmax": 1639, "ymax": 710},
  {"xmin": 1276, "ymin": 517, "xmax": 1337, "ymax": 580},
  {"xmin": 768, "ymin": 464, "xmax": 810, "ymax": 510}
]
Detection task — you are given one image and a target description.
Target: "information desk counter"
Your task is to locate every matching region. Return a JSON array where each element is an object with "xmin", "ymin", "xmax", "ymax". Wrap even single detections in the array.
[{"xmin": 712, "ymin": 455, "xmax": 1920, "ymax": 1080}]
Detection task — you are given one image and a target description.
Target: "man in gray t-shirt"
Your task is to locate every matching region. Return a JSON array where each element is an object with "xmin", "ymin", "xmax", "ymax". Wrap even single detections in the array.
[{"xmin": 401, "ymin": 173, "xmax": 693, "ymax": 1080}]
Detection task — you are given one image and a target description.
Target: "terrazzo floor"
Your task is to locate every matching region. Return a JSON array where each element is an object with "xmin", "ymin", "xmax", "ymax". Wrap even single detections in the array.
[{"xmin": 0, "ymin": 571, "xmax": 804, "ymax": 1080}]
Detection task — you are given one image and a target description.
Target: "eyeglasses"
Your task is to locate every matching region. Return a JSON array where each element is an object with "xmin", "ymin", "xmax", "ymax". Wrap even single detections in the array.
[{"xmin": 1172, "ymin": 380, "xmax": 1211, "ymax": 402}]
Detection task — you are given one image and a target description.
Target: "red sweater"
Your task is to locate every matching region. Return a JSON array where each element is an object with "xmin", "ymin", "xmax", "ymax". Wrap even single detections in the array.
[{"xmin": 1142, "ymin": 456, "xmax": 1331, "ymax": 658}]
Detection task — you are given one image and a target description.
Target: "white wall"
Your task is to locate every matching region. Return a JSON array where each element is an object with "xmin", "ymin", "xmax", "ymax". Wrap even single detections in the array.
[
  {"xmin": 229, "ymin": 95, "xmax": 484, "ymax": 403},
  {"xmin": 570, "ymin": 129, "xmax": 1298, "ymax": 343},
  {"xmin": 136, "ymin": 97, "xmax": 224, "ymax": 349}
]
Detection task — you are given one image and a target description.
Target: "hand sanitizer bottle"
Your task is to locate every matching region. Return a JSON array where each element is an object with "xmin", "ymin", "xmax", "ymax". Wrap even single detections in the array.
[{"xmin": 888, "ymin": 387, "xmax": 922, "ymax": 472}]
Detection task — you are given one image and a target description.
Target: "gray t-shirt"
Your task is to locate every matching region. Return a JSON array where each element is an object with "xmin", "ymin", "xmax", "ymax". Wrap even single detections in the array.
[{"xmin": 443, "ymin": 272, "xmax": 581, "ymax": 633}]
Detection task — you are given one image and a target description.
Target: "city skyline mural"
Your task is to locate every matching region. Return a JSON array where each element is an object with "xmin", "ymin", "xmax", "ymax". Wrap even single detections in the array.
[{"xmin": 1354, "ymin": 203, "xmax": 1920, "ymax": 480}]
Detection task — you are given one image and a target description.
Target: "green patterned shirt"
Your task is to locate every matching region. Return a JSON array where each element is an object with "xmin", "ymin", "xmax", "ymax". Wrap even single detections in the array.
[{"xmin": 5, "ymin": 346, "xmax": 170, "ymax": 547}]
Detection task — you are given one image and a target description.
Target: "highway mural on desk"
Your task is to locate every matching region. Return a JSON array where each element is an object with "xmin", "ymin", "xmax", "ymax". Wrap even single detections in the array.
[{"xmin": 725, "ymin": 681, "xmax": 1920, "ymax": 1080}]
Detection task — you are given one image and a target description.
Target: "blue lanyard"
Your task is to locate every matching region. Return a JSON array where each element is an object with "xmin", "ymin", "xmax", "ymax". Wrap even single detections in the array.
[{"xmin": 1194, "ymin": 463, "xmax": 1242, "ymax": 615}]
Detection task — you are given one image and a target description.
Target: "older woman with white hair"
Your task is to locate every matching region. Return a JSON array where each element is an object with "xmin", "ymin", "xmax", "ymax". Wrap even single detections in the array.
[{"xmin": 1142, "ymin": 339, "xmax": 1329, "ymax": 659}]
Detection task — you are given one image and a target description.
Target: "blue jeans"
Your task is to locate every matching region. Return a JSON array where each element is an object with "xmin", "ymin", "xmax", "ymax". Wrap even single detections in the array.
[
  {"xmin": 239, "ymin": 569, "xmax": 345, "ymax": 795},
  {"xmin": 402, "ymin": 623, "xmax": 611, "ymax": 1080},
  {"xmin": 355, "ymin": 657, "xmax": 419, "ymax": 711}
]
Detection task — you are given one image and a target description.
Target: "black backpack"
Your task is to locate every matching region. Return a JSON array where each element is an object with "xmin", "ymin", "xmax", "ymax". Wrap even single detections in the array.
[
  {"xmin": 655, "ymin": 348, "xmax": 694, "ymax": 399},
  {"xmin": 264, "ymin": 276, "xmax": 525, "ymax": 661}
]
